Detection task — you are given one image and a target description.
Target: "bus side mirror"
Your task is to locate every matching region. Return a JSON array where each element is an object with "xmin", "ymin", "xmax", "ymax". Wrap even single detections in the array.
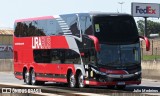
[
  {"xmin": 88, "ymin": 35, "xmax": 100, "ymax": 52},
  {"xmin": 139, "ymin": 36, "xmax": 150, "ymax": 51}
]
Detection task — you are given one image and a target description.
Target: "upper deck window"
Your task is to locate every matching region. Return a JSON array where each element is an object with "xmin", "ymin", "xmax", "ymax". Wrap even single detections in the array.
[{"xmin": 93, "ymin": 15, "xmax": 139, "ymax": 44}]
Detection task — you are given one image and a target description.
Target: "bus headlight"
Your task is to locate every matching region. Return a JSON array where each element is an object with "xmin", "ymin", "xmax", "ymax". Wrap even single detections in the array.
[{"xmin": 135, "ymin": 71, "xmax": 141, "ymax": 75}]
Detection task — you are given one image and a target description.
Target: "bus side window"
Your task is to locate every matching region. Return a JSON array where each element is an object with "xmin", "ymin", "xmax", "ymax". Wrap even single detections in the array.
[
  {"xmin": 41, "ymin": 50, "xmax": 51, "ymax": 63},
  {"xmin": 85, "ymin": 17, "xmax": 93, "ymax": 35},
  {"xmin": 51, "ymin": 49, "xmax": 61, "ymax": 64},
  {"xmin": 33, "ymin": 49, "xmax": 51, "ymax": 63},
  {"xmin": 85, "ymin": 25, "xmax": 93, "ymax": 35},
  {"xmin": 59, "ymin": 50, "xmax": 65, "ymax": 63},
  {"xmin": 67, "ymin": 16, "xmax": 80, "ymax": 37},
  {"xmin": 51, "ymin": 49, "xmax": 81, "ymax": 64},
  {"xmin": 82, "ymin": 49, "xmax": 95, "ymax": 65},
  {"xmin": 64, "ymin": 49, "xmax": 81, "ymax": 64},
  {"xmin": 50, "ymin": 49, "xmax": 66, "ymax": 64}
]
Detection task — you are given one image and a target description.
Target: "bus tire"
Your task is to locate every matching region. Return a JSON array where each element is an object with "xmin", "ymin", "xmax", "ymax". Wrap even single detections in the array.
[
  {"xmin": 24, "ymin": 70, "xmax": 31, "ymax": 85},
  {"xmin": 116, "ymin": 85, "xmax": 126, "ymax": 90},
  {"xmin": 30, "ymin": 69, "xmax": 44, "ymax": 85},
  {"xmin": 68, "ymin": 72, "xmax": 76, "ymax": 88},
  {"xmin": 31, "ymin": 69, "xmax": 36, "ymax": 85},
  {"xmin": 77, "ymin": 72, "xmax": 85, "ymax": 88}
]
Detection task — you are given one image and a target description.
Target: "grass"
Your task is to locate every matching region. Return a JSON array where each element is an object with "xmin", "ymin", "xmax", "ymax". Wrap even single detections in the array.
[{"xmin": 142, "ymin": 55, "xmax": 160, "ymax": 60}]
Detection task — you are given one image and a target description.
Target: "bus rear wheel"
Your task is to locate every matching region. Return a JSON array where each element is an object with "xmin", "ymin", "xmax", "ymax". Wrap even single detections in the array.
[
  {"xmin": 24, "ymin": 71, "xmax": 31, "ymax": 85},
  {"xmin": 31, "ymin": 69, "xmax": 44, "ymax": 85},
  {"xmin": 68, "ymin": 72, "xmax": 76, "ymax": 88}
]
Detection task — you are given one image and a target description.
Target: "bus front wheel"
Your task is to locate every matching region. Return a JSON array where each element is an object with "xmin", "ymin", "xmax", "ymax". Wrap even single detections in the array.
[{"xmin": 77, "ymin": 72, "xmax": 85, "ymax": 88}]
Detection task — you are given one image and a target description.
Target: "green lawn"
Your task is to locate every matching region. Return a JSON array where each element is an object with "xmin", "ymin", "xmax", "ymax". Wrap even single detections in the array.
[{"xmin": 142, "ymin": 55, "xmax": 160, "ymax": 60}]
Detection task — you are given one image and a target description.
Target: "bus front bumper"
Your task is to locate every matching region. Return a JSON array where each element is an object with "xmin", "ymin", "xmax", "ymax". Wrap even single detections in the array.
[{"xmin": 84, "ymin": 80, "xmax": 141, "ymax": 86}]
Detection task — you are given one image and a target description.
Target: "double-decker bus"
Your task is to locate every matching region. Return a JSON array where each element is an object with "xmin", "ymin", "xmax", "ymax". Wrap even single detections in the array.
[{"xmin": 13, "ymin": 12, "xmax": 150, "ymax": 89}]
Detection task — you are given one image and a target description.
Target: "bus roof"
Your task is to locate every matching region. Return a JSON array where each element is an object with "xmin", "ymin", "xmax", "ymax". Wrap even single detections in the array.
[
  {"xmin": 15, "ymin": 12, "xmax": 131, "ymax": 23},
  {"xmin": 15, "ymin": 16, "xmax": 54, "ymax": 22},
  {"xmin": 89, "ymin": 12, "xmax": 131, "ymax": 16}
]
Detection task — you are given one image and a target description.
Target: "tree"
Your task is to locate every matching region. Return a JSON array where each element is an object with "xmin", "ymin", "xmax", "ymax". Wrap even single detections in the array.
[
  {"xmin": 137, "ymin": 20, "xmax": 144, "ymax": 36},
  {"xmin": 137, "ymin": 19, "xmax": 160, "ymax": 37}
]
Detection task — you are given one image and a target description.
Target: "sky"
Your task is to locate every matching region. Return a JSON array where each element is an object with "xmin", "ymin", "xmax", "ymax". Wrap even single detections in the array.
[{"xmin": 0, "ymin": 0, "xmax": 160, "ymax": 28}]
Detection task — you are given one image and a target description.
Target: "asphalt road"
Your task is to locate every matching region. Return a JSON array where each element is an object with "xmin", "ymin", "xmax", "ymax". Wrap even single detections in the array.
[{"xmin": 0, "ymin": 72, "xmax": 160, "ymax": 96}]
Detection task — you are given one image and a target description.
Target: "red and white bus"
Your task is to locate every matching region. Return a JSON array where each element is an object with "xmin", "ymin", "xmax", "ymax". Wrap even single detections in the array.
[{"xmin": 13, "ymin": 12, "xmax": 150, "ymax": 89}]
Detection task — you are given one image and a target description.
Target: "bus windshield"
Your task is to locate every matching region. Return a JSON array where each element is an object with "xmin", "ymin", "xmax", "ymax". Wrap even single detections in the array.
[
  {"xmin": 97, "ymin": 43, "xmax": 141, "ymax": 67},
  {"xmin": 93, "ymin": 15, "xmax": 139, "ymax": 44}
]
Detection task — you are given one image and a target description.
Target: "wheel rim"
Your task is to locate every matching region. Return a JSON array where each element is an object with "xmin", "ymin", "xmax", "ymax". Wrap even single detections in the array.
[
  {"xmin": 70, "ymin": 74, "xmax": 76, "ymax": 87},
  {"xmin": 25, "ymin": 71, "xmax": 29, "ymax": 84},
  {"xmin": 79, "ymin": 73, "xmax": 84, "ymax": 88},
  {"xmin": 31, "ymin": 70, "xmax": 36, "ymax": 85}
]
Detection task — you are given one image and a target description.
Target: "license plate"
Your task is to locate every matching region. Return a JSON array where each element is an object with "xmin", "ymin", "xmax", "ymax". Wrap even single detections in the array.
[{"xmin": 117, "ymin": 82, "xmax": 125, "ymax": 85}]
